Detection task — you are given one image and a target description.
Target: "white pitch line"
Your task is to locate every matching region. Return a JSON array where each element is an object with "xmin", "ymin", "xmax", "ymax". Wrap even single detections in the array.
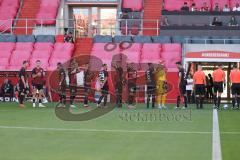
[
  {"xmin": 212, "ymin": 109, "xmax": 222, "ymax": 160},
  {"xmin": 0, "ymin": 125, "xmax": 212, "ymax": 134}
]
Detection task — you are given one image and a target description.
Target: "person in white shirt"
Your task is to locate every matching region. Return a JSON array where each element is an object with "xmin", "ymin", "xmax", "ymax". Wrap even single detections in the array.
[
  {"xmin": 233, "ymin": 3, "xmax": 240, "ymax": 11},
  {"xmin": 223, "ymin": 4, "xmax": 231, "ymax": 12},
  {"xmin": 186, "ymin": 75, "xmax": 194, "ymax": 103}
]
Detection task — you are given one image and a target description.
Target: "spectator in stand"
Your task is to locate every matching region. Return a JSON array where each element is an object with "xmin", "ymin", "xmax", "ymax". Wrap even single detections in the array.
[
  {"xmin": 191, "ymin": 3, "xmax": 197, "ymax": 12},
  {"xmin": 233, "ymin": 3, "xmax": 240, "ymax": 11},
  {"xmin": 229, "ymin": 16, "xmax": 239, "ymax": 26},
  {"xmin": 181, "ymin": 2, "xmax": 189, "ymax": 11},
  {"xmin": 201, "ymin": 2, "xmax": 209, "ymax": 11},
  {"xmin": 161, "ymin": 17, "xmax": 169, "ymax": 26},
  {"xmin": 223, "ymin": 4, "xmax": 231, "ymax": 12},
  {"xmin": 64, "ymin": 32, "xmax": 74, "ymax": 43},
  {"xmin": 213, "ymin": 3, "xmax": 220, "ymax": 11},
  {"xmin": 211, "ymin": 17, "xmax": 222, "ymax": 26},
  {"xmin": 1, "ymin": 79, "xmax": 14, "ymax": 102},
  {"xmin": 121, "ymin": 12, "xmax": 129, "ymax": 19}
]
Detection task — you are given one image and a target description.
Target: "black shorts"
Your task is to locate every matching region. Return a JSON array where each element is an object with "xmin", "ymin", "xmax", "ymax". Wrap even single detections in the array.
[
  {"xmin": 101, "ymin": 85, "xmax": 109, "ymax": 94},
  {"xmin": 32, "ymin": 83, "xmax": 43, "ymax": 90},
  {"xmin": 84, "ymin": 84, "xmax": 91, "ymax": 93},
  {"xmin": 179, "ymin": 84, "xmax": 186, "ymax": 95},
  {"xmin": 231, "ymin": 83, "xmax": 240, "ymax": 95},
  {"xmin": 195, "ymin": 84, "xmax": 205, "ymax": 95},
  {"xmin": 19, "ymin": 82, "xmax": 29, "ymax": 94},
  {"xmin": 59, "ymin": 83, "xmax": 67, "ymax": 94},
  {"xmin": 147, "ymin": 84, "xmax": 156, "ymax": 95},
  {"xmin": 128, "ymin": 82, "xmax": 136, "ymax": 94},
  {"xmin": 69, "ymin": 85, "xmax": 77, "ymax": 94},
  {"xmin": 213, "ymin": 82, "xmax": 223, "ymax": 93}
]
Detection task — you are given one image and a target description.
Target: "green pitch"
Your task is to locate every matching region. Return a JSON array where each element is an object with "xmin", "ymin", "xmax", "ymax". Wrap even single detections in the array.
[{"xmin": 0, "ymin": 102, "xmax": 239, "ymax": 160}]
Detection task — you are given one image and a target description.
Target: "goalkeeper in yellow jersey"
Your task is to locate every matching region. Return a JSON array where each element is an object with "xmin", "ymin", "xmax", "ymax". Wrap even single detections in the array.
[{"xmin": 155, "ymin": 63, "xmax": 168, "ymax": 109}]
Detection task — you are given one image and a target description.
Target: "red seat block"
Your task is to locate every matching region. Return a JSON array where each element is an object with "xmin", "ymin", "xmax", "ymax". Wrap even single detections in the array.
[
  {"xmin": 0, "ymin": 42, "xmax": 15, "ymax": 51},
  {"xmin": 122, "ymin": 0, "xmax": 143, "ymax": 11},
  {"xmin": 31, "ymin": 50, "xmax": 51, "ymax": 59},
  {"xmin": 15, "ymin": 42, "xmax": 34, "ymax": 51},
  {"xmin": 162, "ymin": 44, "xmax": 182, "ymax": 52},
  {"xmin": 34, "ymin": 43, "xmax": 53, "ymax": 51}
]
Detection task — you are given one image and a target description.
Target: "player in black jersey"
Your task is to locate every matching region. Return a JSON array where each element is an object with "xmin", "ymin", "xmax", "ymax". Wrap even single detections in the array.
[
  {"xmin": 176, "ymin": 62, "xmax": 188, "ymax": 109},
  {"xmin": 57, "ymin": 62, "xmax": 67, "ymax": 107},
  {"xmin": 113, "ymin": 60, "xmax": 124, "ymax": 108},
  {"xmin": 146, "ymin": 63, "xmax": 156, "ymax": 108},
  {"xmin": 68, "ymin": 59, "xmax": 79, "ymax": 108},
  {"xmin": 18, "ymin": 60, "xmax": 29, "ymax": 108},
  {"xmin": 32, "ymin": 60, "xmax": 46, "ymax": 108},
  {"xmin": 83, "ymin": 63, "xmax": 94, "ymax": 107},
  {"xmin": 97, "ymin": 64, "xmax": 109, "ymax": 107},
  {"xmin": 127, "ymin": 63, "xmax": 137, "ymax": 109}
]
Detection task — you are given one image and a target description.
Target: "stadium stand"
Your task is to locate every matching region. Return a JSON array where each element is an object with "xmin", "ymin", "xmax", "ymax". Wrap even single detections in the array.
[
  {"xmin": 14, "ymin": 0, "xmax": 41, "ymax": 35},
  {"xmin": 120, "ymin": 0, "xmax": 143, "ymax": 35},
  {"xmin": 36, "ymin": 0, "xmax": 60, "ymax": 25},
  {"xmin": 0, "ymin": 35, "xmax": 74, "ymax": 71},
  {"xmin": 0, "ymin": 0, "xmax": 20, "ymax": 32},
  {"xmin": 164, "ymin": 0, "xmax": 239, "ymax": 11},
  {"xmin": 122, "ymin": 0, "xmax": 143, "ymax": 11}
]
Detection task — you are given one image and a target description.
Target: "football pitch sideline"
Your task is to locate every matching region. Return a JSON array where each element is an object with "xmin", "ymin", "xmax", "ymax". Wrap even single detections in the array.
[{"xmin": 0, "ymin": 103, "xmax": 239, "ymax": 160}]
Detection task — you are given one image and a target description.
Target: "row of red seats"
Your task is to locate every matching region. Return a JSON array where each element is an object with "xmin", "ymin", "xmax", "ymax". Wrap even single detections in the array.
[
  {"xmin": 0, "ymin": 42, "xmax": 74, "ymax": 71},
  {"xmin": 122, "ymin": 0, "xmax": 143, "ymax": 11},
  {"xmin": 164, "ymin": 0, "xmax": 240, "ymax": 11},
  {"xmin": 0, "ymin": 0, "xmax": 20, "ymax": 32},
  {"xmin": 91, "ymin": 43, "xmax": 181, "ymax": 72},
  {"xmin": 36, "ymin": 0, "xmax": 60, "ymax": 25}
]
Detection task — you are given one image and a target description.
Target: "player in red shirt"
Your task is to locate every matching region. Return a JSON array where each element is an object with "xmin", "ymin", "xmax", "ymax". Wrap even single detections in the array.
[
  {"xmin": 68, "ymin": 59, "xmax": 79, "ymax": 108},
  {"xmin": 32, "ymin": 60, "xmax": 46, "ymax": 108}
]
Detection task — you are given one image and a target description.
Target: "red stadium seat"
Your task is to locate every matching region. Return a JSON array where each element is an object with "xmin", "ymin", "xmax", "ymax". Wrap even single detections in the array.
[
  {"xmin": 11, "ymin": 51, "xmax": 31, "ymax": 59},
  {"xmin": 15, "ymin": 42, "xmax": 34, "ymax": 51},
  {"xmin": 92, "ymin": 43, "xmax": 120, "ymax": 51},
  {"xmin": 55, "ymin": 35, "xmax": 64, "ymax": 43},
  {"xmin": 120, "ymin": 43, "xmax": 142, "ymax": 51},
  {"xmin": 212, "ymin": 0, "xmax": 229, "ymax": 10},
  {"xmin": 121, "ymin": 51, "xmax": 141, "ymax": 63},
  {"xmin": 142, "ymin": 43, "xmax": 161, "ymax": 52},
  {"xmin": 161, "ymin": 51, "xmax": 181, "ymax": 69},
  {"xmin": 36, "ymin": 0, "xmax": 60, "ymax": 25},
  {"xmin": 194, "ymin": 0, "xmax": 212, "ymax": 10},
  {"xmin": 0, "ymin": 0, "xmax": 20, "ymax": 32},
  {"xmin": 34, "ymin": 43, "xmax": 53, "ymax": 51},
  {"xmin": 230, "ymin": 0, "xmax": 240, "ymax": 8},
  {"xmin": 0, "ymin": 58, "xmax": 9, "ymax": 67},
  {"xmin": 8, "ymin": 52, "xmax": 30, "ymax": 71},
  {"xmin": 0, "ymin": 51, "xmax": 12, "ymax": 59},
  {"xmin": 0, "ymin": 42, "xmax": 15, "ymax": 51},
  {"xmin": 122, "ymin": 0, "xmax": 143, "ymax": 11},
  {"xmin": 54, "ymin": 43, "xmax": 74, "ymax": 52},
  {"xmin": 50, "ymin": 50, "xmax": 72, "ymax": 59},
  {"xmin": 31, "ymin": 50, "xmax": 51, "ymax": 59},
  {"xmin": 91, "ymin": 50, "xmax": 119, "ymax": 61},
  {"xmin": 164, "ymin": 0, "xmax": 186, "ymax": 11},
  {"xmin": 0, "ymin": 20, "xmax": 12, "ymax": 32},
  {"xmin": 161, "ymin": 44, "xmax": 182, "ymax": 52}
]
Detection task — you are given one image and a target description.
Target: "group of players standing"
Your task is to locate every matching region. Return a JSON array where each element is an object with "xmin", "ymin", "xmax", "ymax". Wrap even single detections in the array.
[
  {"xmin": 17, "ymin": 59, "xmax": 240, "ymax": 109},
  {"xmin": 177, "ymin": 62, "xmax": 240, "ymax": 110}
]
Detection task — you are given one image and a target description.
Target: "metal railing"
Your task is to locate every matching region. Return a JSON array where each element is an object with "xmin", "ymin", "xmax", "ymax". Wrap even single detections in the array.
[
  {"xmin": 0, "ymin": 18, "xmax": 162, "ymax": 37},
  {"xmin": 185, "ymin": 38, "xmax": 240, "ymax": 44},
  {"xmin": 0, "ymin": 18, "xmax": 77, "ymax": 36}
]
